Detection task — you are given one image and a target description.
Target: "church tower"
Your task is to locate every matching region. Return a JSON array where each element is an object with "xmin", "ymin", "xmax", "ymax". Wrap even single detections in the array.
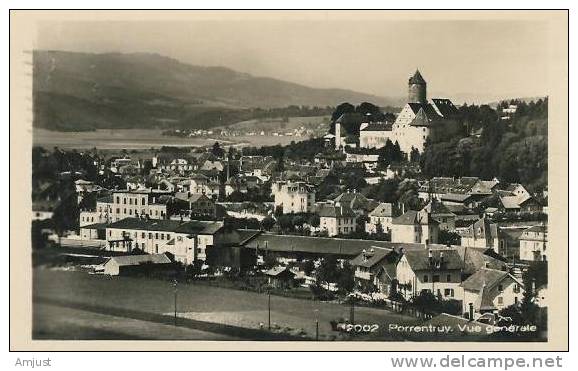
[{"xmin": 408, "ymin": 69, "xmax": 427, "ymax": 104}]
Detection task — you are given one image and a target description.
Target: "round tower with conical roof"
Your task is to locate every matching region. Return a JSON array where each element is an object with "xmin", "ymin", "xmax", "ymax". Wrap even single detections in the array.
[{"xmin": 408, "ymin": 69, "xmax": 427, "ymax": 104}]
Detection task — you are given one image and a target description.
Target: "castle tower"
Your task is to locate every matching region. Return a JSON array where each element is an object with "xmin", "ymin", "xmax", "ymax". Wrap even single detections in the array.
[
  {"xmin": 408, "ymin": 69, "xmax": 427, "ymax": 104},
  {"xmin": 334, "ymin": 121, "xmax": 342, "ymax": 149}
]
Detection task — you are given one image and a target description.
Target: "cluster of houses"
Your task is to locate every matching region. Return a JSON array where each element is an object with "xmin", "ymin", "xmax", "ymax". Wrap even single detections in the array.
[{"xmin": 34, "ymin": 69, "xmax": 548, "ymax": 323}]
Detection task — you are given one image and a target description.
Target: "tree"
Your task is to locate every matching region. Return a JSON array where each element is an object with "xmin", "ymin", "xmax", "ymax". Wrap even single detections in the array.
[
  {"xmin": 316, "ymin": 255, "xmax": 340, "ymax": 285},
  {"xmin": 308, "ymin": 214, "xmax": 320, "ymax": 228},
  {"xmin": 263, "ymin": 253, "xmax": 277, "ymax": 269},
  {"xmin": 396, "ymin": 179, "xmax": 421, "ymax": 211},
  {"xmin": 211, "ymin": 142, "xmax": 225, "ymax": 158},
  {"xmin": 409, "ymin": 147, "xmax": 421, "ymax": 163},
  {"xmin": 367, "ymin": 178, "xmax": 400, "ymax": 203},
  {"xmin": 301, "ymin": 260, "xmax": 315, "ymax": 276},
  {"xmin": 261, "ymin": 216, "xmax": 276, "ymax": 231},
  {"xmin": 377, "ymin": 139, "xmax": 404, "ymax": 169},
  {"xmin": 189, "ymin": 260, "xmax": 205, "ymax": 277},
  {"xmin": 331, "ymin": 102, "xmax": 355, "ymax": 122},
  {"xmin": 438, "ymin": 230, "xmax": 461, "ymax": 246},
  {"xmin": 523, "ymin": 261, "xmax": 548, "ymax": 291},
  {"xmin": 141, "ymin": 159, "xmax": 153, "ymax": 175},
  {"xmin": 337, "ymin": 261, "xmax": 355, "ymax": 293}
]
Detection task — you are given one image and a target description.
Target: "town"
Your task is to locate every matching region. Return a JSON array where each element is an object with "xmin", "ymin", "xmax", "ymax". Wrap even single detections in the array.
[{"xmin": 32, "ymin": 70, "xmax": 548, "ymax": 341}]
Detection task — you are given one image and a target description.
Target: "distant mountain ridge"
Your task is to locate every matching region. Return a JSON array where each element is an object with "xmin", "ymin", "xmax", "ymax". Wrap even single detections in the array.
[{"xmin": 33, "ymin": 50, "xmax": 403, "ymax": 131}]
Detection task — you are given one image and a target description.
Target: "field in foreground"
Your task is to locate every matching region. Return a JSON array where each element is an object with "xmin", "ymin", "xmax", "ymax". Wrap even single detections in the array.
[{"xmin": 33, "ymin": 268, "xmax": 420, "ymax": 341}]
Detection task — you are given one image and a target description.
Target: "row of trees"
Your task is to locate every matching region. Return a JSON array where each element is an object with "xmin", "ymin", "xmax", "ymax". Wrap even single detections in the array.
[{"xmin": 421, "ymin": 99, "xmax": 548, "ymax": 192}]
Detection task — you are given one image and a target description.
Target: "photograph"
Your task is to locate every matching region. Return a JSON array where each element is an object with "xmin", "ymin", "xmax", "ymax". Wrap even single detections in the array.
[{"xmin": 9, "ymin": 9, "xmax": 568, "ymax": 351}]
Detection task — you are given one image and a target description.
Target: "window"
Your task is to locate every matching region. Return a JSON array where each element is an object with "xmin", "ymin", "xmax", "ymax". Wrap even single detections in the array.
[
  {"xmin": 116, "ymin": 208, "xmax": 120, "ymax": 214},
  {"xmin": 446, "ymin": 274, "xmax": 452, "ymax": 282},
  {"xmin": 497, "ymin": 297, "xmax": 503, "ymax": 305},
  {"xmin": 123, "ymin": 198, "xmax": 126, "ymax": 204},
  {"xmin": 116, "ymin": 196, "xmax": 120, "ymax": 203},
  {"xmin": 433, "ymin": 275, "xmax": 440, "ymax": 283},
  {"xmin": 142, "ymin": 198, "xmax": 146, "ymax": 205},
  {"xmin": 161, "ymin": 234, "xmax": 164, "ymax": 240},
  {"xmin": 141, "ymin": 232, "xmax": 145, "ymax": 238},
  {"xmin": 155, "ymin": 233, "xmax": 158, "ymax": 239},
  {"xmin": 444, "ymin": 288, "xmax": 454, "ymax": 297},
  {"xmin": 129, "ymin": 209, "xmax": 132, "ymax": 215},
  {"xmin": 129, "ymin": 199, "xmax": 133, "ymax": 205},
  {"xmin": 123, "ymin": 208, "xmax": 126, "ymax": 214},
  {"xmin": 423, "ymin": 275, "xmax": 429, "ymax": 283},
  {"xmin": 148, "ymin": 233, "xmax": 152, "ymax": 239},
  {"xmin": 498, "ymin": 284, "xmax": 503, "ymax": 292}
]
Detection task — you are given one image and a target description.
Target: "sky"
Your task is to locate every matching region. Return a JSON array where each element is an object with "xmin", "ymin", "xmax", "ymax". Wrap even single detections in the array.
[{"xmin": 36, "ymin": 18, "xmax": 550, "ymax": 103}]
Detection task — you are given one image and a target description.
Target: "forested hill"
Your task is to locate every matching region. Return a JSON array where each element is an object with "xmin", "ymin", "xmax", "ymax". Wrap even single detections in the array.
[
  {"xmin": 420, "ymin": 98, "xmax": 548, "ymax": 192},
  {"xmin": 33, "ymin": 50, "xmax": 400, "ymax": 131}
]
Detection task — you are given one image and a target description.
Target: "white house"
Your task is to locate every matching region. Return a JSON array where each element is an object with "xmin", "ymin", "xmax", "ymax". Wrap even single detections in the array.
[
  {"xmin": 396, "ymin": 248, "xmax": 464, "ymax": 300},
  {"xmin": 391, "ymin": 209, "xmax": 439, "ymax": 244},
  {"xmin": 318, "ymin": 205, "xmax": 357, "ymax": 237},
  {"xmin": 519, "ymin": 225, "xmax": 548, "ymax": 261},
  {"xmin": 104, "ymin": 218, "xmax": 224, "ymax": 264},
  {"xmin": 461, "ymin": 268, "xmax": 524, "ymax": 318},
  {"xmin": 101, "ymin": 254, "xmax": 172, "ymax": 276},
  {"xmin": 359, "ymin": 122, "xmax": 394, "ymax": 149},
  {"xmin": 365, "ymin": 203, "xmax": 396, "ymax": 234},
  {"xmin": 272, "ymin": 180, "xmax": 316, "ymax": 214}
]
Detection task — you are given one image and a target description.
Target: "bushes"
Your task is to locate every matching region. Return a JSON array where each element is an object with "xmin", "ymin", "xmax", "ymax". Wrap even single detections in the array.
[{"xmin": 309, "ymin": 283, "xmax": 336, "ymax": 301}]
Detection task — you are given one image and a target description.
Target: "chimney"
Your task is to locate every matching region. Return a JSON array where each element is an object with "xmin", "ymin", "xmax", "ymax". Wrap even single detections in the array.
[
  {"xmin": 428, "ymin": 249, "xmax": 433, "ymax": 266},
  {"xmin": 468, "ymin": 303, "xmax": 474, "ymax": 321},
  {"xmin": 440, "ymin": 251, "xmax": 444, "ymax": 265}
]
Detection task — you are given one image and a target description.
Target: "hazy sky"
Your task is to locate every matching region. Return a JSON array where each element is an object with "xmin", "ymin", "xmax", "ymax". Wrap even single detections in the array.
[{"xmin": 36, "ymin": 19, "xmax": 550, "ymax": 103}]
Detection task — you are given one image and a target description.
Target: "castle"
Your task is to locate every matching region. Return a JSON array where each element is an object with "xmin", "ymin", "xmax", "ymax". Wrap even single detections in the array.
[{"xmin": 334, "ymin": 70, "xmax": 462, "ymax": 154}]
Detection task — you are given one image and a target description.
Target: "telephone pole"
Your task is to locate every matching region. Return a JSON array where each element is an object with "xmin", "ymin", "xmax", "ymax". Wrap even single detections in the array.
[
  {"xmin": 173, "ymin": 279, "xmax": 178, "ymax": 326},
  {"xmin": 314, "ymin": 308, "xmax": 319, "ymax": 341},
  {"xmin": 268, "ymin": 290, "xmax": 271, "ymax": 330}
]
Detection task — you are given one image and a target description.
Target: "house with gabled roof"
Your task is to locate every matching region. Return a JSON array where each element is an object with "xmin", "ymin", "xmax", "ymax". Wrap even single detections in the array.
[
  {"xmin": 365, "ymin": 202, "xmax": 397, "ymax": 234},
  {"xmin": 318, "ymin": 205, "xmax": 357, "ymax": 237},
  {"xmin": 104, "ymin": 218, "xmax": 225, "ymax": 264},
  {"xmin": 391, "ymin": 209, "xmax": 439, "ymax": 244},
  {"xmin": 101, "ymin": 253, "xmax": 173, "ymax": 276},
  {"xmin": 396, "ymin": 248, "xmax": 464, "ymax": 300},
  {"xmin": 333, "ymin": 191, "xmax": 378, "ymax": 216},
  {"xmin": 461, "ymin": 268, "xmax": 524, "ymax": 318},
  {"xmin": 519, "ymin": 225, "xmax": 548, "ymax": 261},
  {"xmin": 421, "ymin": 200, "xmax": 456, "ymax": 231},
  {"xmin": 350, "ymin": 247, "xmax": 398, "ymax": 294}
]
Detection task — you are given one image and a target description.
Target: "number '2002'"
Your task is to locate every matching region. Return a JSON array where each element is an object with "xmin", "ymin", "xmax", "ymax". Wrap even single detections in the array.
[{"xmin": 345, "ymin": 324, "xmax": 379, "ymax": 332}]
